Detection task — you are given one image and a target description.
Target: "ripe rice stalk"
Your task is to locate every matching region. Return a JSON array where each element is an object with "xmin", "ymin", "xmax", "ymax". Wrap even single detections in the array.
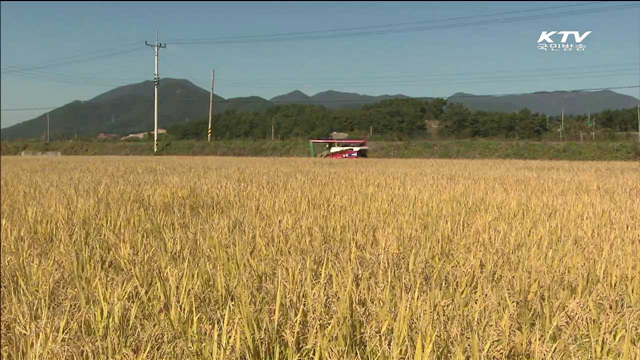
[{"xmin": 1, "ymin": 156, "xmax": 638, "ymax": 359}]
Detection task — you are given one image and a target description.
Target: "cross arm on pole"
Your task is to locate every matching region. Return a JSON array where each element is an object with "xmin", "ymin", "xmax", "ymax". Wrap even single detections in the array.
[{"xmin": 144, "ymin": 41, "xmax": 167, "ymax": 48}]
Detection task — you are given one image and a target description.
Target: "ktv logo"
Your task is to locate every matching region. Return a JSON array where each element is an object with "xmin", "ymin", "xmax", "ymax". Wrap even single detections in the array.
[{"xmin": 537, "ymin": 31, "xmax": 591, "ymax": 52}]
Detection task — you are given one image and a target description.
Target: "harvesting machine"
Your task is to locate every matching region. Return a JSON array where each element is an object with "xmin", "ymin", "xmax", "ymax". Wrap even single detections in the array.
[{"xmin": 309, "ymin": 133, "xmax": 368, "ymax": 159}]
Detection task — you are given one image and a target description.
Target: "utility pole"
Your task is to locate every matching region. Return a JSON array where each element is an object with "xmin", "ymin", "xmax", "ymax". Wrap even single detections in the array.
[
  {"xmin": 46, "ymin": 113, "xmax": 50, "ymax": 143},
  {"xmin": 271, "ymin": 122, "xmax": 275, "ymax": 141},
  {"xmin": 208, "ymin": 69, "xmax": 215, "ymax": 142},
  {"xmin": 583, "ymin": 110, "xmax": 588, "ymax": 143},
  {"xmin": 515, "ymin": 110, "xmax": 519, "ymax": 139},
  {"xmin": 145, "ymin": 30, "xmax": 166, "ymax": 153},
  {"xmin": 637, "ymin": 104, "xmax": 640, "ymax": 143},
  {"xmin": 558, "ymin": 115, "xmax": 562, "ymax": 141},
  {"xmin": 561, "ymin": 107, "xmax": 564, "ymax": 141},
  {"xmin": 592, "ymin": 117, "xmax": 596, "ymax": 140}
]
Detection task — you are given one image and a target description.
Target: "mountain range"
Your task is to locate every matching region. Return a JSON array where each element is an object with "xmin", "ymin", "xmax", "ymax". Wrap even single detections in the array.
[
  {"xmin": 271, "ymin": 90, "xmax": 410, "ymax": 109},
  {"xmin": 448, "ymin": 90, "xmax": 638, "ymax": 116},
  {"xmin": 1, "ymin": 78, "xmax": 637, "ymax": 140}
]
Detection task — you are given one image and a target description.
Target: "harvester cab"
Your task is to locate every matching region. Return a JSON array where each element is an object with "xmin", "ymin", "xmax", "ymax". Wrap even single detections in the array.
[{"xmin": 309, "ymin": 135, "xmax": 368, "ymax": 159}]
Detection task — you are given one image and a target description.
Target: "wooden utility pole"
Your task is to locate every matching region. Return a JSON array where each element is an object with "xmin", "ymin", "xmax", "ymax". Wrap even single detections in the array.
[
  {"xmin": 515, "ymin": 110, "xmax": 519, "ymax": 139},
  {"xmin": 145, "ymin": 30, "xmax": 166, "ymax": 153},
  {"xmin": 588, "ymin": 111, "xmax": 594, "ymax": 140},
  {"xmin": 46, "ymin": 113, "xmax": 50, "ymax": 143},
  {"xmin": 592, "ymin": 117, "xmax": 596, "ymax": 140},
  {"xmin": 208, "ymin": 69, "xmax": 215, "ymax": 141},
  {"xmin": 561, "ymin": 107, "xmax": 564, "ymax": 141},
  {"xmin": 271, "ymin": 123, "xmax": 275, "ymax": 141}
]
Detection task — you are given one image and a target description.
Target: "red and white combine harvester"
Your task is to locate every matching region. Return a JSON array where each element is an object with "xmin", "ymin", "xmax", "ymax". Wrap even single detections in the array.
[{"xmin": 309, "ymin": 133, "xmax": 368, "ymax": 159}]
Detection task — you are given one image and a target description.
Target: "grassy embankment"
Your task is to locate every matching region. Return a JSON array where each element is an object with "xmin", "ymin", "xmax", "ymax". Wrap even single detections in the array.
[{"xmin": 2, "ymin": 139, "xmax": 640, "ymax": 161}]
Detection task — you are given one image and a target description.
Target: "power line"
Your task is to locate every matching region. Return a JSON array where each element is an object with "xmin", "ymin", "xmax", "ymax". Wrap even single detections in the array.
[
  {"xmin": 6, "ymin": 56, "xmax": 636, "ymax": 90},
  {"xmin": 0, "ymin": 2, "xmax": 613, "ymax": 75},
  {"xmin": 1, "ymin": 3, "xmax": 633, "ymax": 88},
  {"xmin": 445, "ymin": 85, "xmax": 640, "ymax": 99},
  {"xmin": 0, "ymin": 99, "xmax": 154, "ymax": 112},
  {"xmin": 20, "ymin": 62, "xmax": 631, "ymax": 89},
  {"xmin": 166, "ymin": 1, "xmax": 608, "ymax": 44},
  {"xmin": 182, "ymin": 64, "xmax": 639, "ymax": 91},
  {"xmin": 209, "ymin": 69, "xmax": 639, "ymax": 87},
  {"xmin": 168, "ymin": 85, "xmax": 640, "ymax": 103},
  {"xmin": 2, "ymin": 85, "xmax": 638, "ymax": 112},
  {"xmin": 0, "ymin": 3, "xmax": 632, "ymax": 81},
  {"xmin": 168, "ymin": 3, "xmax": 639, "ymax": 45},
  {"xmin": 0, "ymin": 45, "xmax": 143, "ymax": 74},
  {"xmin": 5, "ymin": 64, "xmax": 636, "ymax": 89},
  {"xmin": 0, "ymin": 106, "xmax": 58, "ymax": 112},
  {"xmin": 183, "ymin": 71, "xmax": 640, "ymax": 91},
  {"xmin": 4, "ymin": 70, "xmax": 144, "ymax": 87},
  {"xmin": 0, "ymin": 43, "xmax": 142, "ymax": 73},
  {"xmin": 210, "ymin": 62, "xmax": 639, "ymax": 83},
  {"xmin": 0, "ymin": 41, "xmax": 140, "ymax": 72},
  {"xmin": 1, "ymin": 66, "xmax": 141, "ymax": 82},
  {"xmin": 2, "ymin": 66, "xmax": 637, "ymax": 111}
]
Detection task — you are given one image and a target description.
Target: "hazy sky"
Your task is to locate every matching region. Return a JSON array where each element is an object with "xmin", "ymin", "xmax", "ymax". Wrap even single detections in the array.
[{"xmin": 1, "ymin": 1, "xmax": 639, "ymax": 128}]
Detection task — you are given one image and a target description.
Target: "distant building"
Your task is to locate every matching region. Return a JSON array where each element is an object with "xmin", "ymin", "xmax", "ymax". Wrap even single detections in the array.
[
  {"xmin": 97, "ymin": 133, "xmax": 121, "ymax": 140},
  {"xmin": 120, "ymin": 129, "xmax": 166, "ymax": 140},
  {"xmin": 21, "ymin": 151, "xmax": 62, "ymax": 156},
  {"xmin": 330, "ymin": 132, "xmax": 349, "ymax": 140}
]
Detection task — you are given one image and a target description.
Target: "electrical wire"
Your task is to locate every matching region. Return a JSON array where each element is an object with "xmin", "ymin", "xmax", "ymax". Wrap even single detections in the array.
[
  {"xmin": 1, "ymin": 46, "xmax": 144, "ymax": 74},
  {"xmin": 211, "ymin": 62, "xmax": 639, "ymax": 82},
  {"xmin": 3, "ymin": 85, "xmax": 638, "ymax": 112},
  {"xmin": 166, "ymin": 1, "xmax": 608, "ymax": 43},
  {"xmin": 168, "ymin": 3, "xmax": 639, "ymax": 45},
  {"xmin": 5, "ymin": 61, "xmax": 636, "ymax": 88},
  {"xmin": 2, "ymin": 2, "xmax": 638, "ymax": 114}
]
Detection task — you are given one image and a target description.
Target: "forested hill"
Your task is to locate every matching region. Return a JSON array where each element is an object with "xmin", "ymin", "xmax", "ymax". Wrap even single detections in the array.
[
  {"xmin": 1, "ymin": 78, "xmax": 637, "ymax": 140},
  {"xmin": 448, "ymin": 90, "xmax": 638, "ymax": 116},
  {"xmin": 168, "ymin": 98, "xmax": 638, "ymax": 141}
]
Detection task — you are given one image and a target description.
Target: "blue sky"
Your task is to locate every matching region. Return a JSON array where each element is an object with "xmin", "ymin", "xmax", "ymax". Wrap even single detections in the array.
[{"xmin": 1, "ymin": 1, "xmax": 639, "ymax": 128}]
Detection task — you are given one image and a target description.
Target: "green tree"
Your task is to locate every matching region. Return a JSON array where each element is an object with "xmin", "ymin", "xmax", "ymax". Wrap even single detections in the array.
[{"xmin": 440, "ymin": 102, "xmax": 472, "ymax": 137}]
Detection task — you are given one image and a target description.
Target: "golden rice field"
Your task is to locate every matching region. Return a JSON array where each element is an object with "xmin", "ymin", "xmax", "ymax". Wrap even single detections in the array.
[{"xmin": 1, "ymin": 156, "xmax": 639, "ymax": 359}]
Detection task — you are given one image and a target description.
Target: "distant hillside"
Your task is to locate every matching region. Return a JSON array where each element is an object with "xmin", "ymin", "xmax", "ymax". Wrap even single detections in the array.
[
  {"xmin": 270, "ymin": 90, "xmax": 312, "ymax": 104},
  {"xmin": 310, "ymin": 90, "xmax": 409, "ymax": 109},
  {"xmin": 448, "ymin": 90, "xmax": 638, "ymax": 116},
  {"xmin": 269, "ymin": 90, "xmax": 409, "ymax": 108},
  {"xmin": 223, "ymin": 96, "xmax": 273, "ymax": 113},
  {"xmin": 2, "ymin": 78, "xmax": 637, "ymax": 140},
  {"xmin": 0, "ymin": 79, "xmax": 268, "ymax": 140},
  {"xmin": 1, "ymin": 85, "xmax": 411, "ymax": 140}
]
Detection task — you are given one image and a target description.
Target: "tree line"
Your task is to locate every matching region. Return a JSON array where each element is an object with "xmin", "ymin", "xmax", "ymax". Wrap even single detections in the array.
[{"xmin": 168, "ymin": 99, "xmax": 638, "ymax": 140}]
